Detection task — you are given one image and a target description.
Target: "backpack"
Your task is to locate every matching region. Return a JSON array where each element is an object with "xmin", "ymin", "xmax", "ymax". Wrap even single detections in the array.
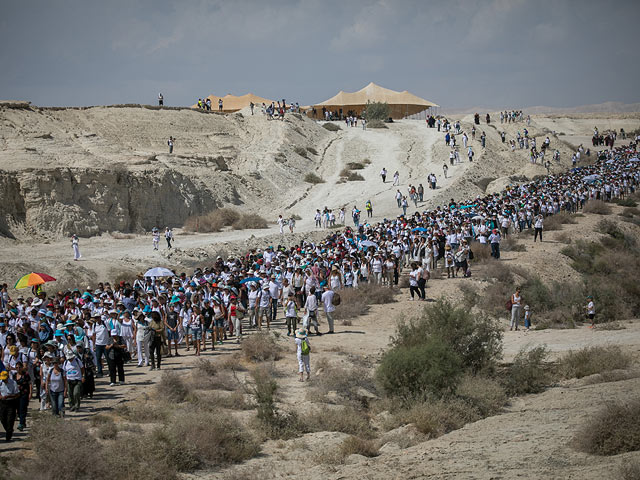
[
  {"xmin": 301, "ymin": 338, "xmax": 311, "ymax": 355},
  {"xmin": 332, "ymin": 292, "xmax": 341, "ymax": 306},
  {"xmin": 468, "ymin": 249, "xmax": 474, "ymax": 260},
  {"xmin": 506, "ymin": 298, "xmax": 513, "ymax": 311}
]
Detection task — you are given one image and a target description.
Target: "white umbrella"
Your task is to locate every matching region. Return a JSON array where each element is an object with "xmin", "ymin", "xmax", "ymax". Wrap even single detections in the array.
[
  {"xmin": 144, "ymin": 267, "xmax": 175, "ymax": 278},
  {"xmin": 629, "ymin": 157, "xmax": 639, "ymax": 163},
  {"xmin": 361, "ymin": 240, "xmax": 378, "ymax": 248},
  {"xmin": 582, "ymin": 174, "xmax": 601, "ymax": 184},
  {"xmin": 605, "ymin": 159, "xmax": 615, "ymax": 164},
  {"xmin": 472, "ymin": 215, "xmax": 484, "ymax": 220}
]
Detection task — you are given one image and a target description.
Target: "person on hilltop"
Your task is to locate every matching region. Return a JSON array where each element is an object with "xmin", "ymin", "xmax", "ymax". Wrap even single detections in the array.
[
  {"xmin": 586, "ymin": 296, "xmax": 596, "ymax": 328},
  {"xmin": 158, "ymin": 93, "xmax": 163, "ymax": 106},
  {"xmin": 218, "ymin": 99, "xmax": 223, "ymax": 111},
  {"xmin": 71, "ymin": 234, "xmax": 81, "ymax": 261},
  {"xmin": 168, "ymin": 136, "xmax": 174, "ymax": 154}
]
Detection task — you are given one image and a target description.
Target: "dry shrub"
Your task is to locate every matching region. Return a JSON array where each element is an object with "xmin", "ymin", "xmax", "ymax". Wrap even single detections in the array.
[
  {"xmin": 195, "ymin": 357, "xmax": 218, "ymax": 376},
  {"xmin": 311, "ymin": 360, "xmax": 377, "ymax": 408},
  {"xmin": 340, "ymin": 436, "xmax": 380, "ymax": 458},
  {"xmin": 323, "ymin": 122, "xmax": 341, "ymax": 131},
  {"xmin": 168, "ymin": 410, "xmax": 260, "ymax": 465},
  {"xmin": 455, "ymin": 375, "xmax": 507, "ymax": 417},
  {"xmin": 393, "ymin": 397, "xmax": 475, "ymax": 438},
  {"xmin": 304, "ymin": 172, "xmax": 325, "ymax": 184},
  {"xmin": 367, "ymin": 119, "xmax": 388, "ymax": 129},
  {"xmin": 544, "ymin": 212, "xmax": 577, "ymax": 231},
  {"xmin": 22, "ymin": 415, "xmax": 105, "ymax": 480},
  {"xmin": 241, "ymin": 331, "xmax": 282, "ymax": 362},
  {"xmin": 583, "ymin": 200, "xmax": 612, "ymax": 215},
  {"xmin": 97, "ymin": 420, "xmax": 118, "ymax": 440},
  {"xmin": 615, "ymin": 197, "xmax": 638, "ymax": 207},
  {"xmin": 555, "ymin": 232, "xmax": 572, "ymax": 244},
  {"xmin": 307, "ymin": 146, "xmax": 318, "ymax": 155},
  {"xmin": 305, "ymin": 406, "xmax": 373, "ymax": 437},
  {"xmin": 333, "ymin": 284, "xmax": 396, "ymax": 320},
  {"xmin": 559, "ymin": 346, "xmax": 632, "ymax": 379},
  {"xmin": 115, "ymin": 399, "xmax": 170, "ymax": 423},
  {"xmin": 583, "ymin": 370, "xmax": 639, "ymax": 385},
  {"xmin": 347, "ymin": 162, "xmax": 365, "ymax": 170},
  {"xmin": 294, "ymin": 146, "xmax": 308, "ymax": 158},
  {"xmin": 110, "ymin": 231, "xmax": 135, "ymax": 239},
  {"xmin": 618, "ymin": 459, "xmax": 640, "ymax": 480},
  {"xmin": 574, "ymin": 399, "xmax": 640, "ymax": 455},
  {"xmin": 339, "ymin": 168, "xmax": 365, "ymax": 181},
  {"xmin": 503, "ymin": 345, "xmax": 551, "ymax": 396},
  {"xmin": 232, "ymin": 213, "xmax": 268, "ymax": 230},
  {"xmin": 470, "ymin": 244, "xmax": 491, "ymax": 262},
  {"xmin": 157, "ymin": 370, "xmax": 192, "ymax": 403},
  {"xmin": 501, "ymin": 235, "xmax": 526, "ymax": 252}
]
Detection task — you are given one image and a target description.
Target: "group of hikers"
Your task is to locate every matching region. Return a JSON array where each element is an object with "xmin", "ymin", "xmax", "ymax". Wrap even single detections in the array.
[{"xmin": 0, "ymin": 134, "xmax": 638, "ymax": 442}]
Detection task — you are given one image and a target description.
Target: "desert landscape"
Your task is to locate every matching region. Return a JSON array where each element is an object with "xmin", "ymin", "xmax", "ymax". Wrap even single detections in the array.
[{"xmin": 1, "ymin": 100, "xmax": 640, "ymax": 480}]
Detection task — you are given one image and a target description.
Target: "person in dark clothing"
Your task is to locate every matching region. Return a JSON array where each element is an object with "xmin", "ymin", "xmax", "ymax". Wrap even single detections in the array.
[
  {"xmin": 105, "ymin": 331, "xmax": 126, "ymax": 386},
  {"xmin": 148, "ymin": 311, "xmax": 165, "ymax": 370},
  {"xmin": 0, "ymin": 370, "xmax": 19, "ymax": 442},
  {"xmin": 15, "ymin": 362, "xmax": 30, "ymax": 431},
  {"xmin": 79, "ymin": 346, "xmax": 95, "ymax": 398}
]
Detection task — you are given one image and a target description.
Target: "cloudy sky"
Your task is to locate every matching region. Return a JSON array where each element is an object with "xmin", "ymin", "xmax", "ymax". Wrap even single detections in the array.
[{"xmin": 1, "ymin": 0, "xmax": 638, "ymax": 109}]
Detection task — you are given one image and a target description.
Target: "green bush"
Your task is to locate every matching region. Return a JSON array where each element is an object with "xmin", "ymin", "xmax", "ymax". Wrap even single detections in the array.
[
  {"xmin": 559, "ymin": 346, "xmax": 632, "ymax": 379},
  {"xmin": 364, "ymin": 101, "xmax": 390, "ymax": 121},
  {"xmin": 376, "ymin": 338, "xmax": 462, "ymax": 400},
  {"xmin": 503, "ymin": 345, "xmax": 551, "ymax": 396},
  {"xmin": 393, "ymin": 300, "xmax": 503, "ymax": 373},
  {"xmin": 391, "ymin": 397, "xmax": 476, "ymax": 438},
  {"xmin": 574, "ymin": 399, "xmax": 640, "ymax": 455}
]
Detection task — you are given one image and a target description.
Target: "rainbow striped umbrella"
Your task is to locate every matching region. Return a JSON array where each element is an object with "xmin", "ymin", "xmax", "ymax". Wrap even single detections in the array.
[{"xmin": 14, "ymin": 272, "xmax": 57, "ymax": 289}]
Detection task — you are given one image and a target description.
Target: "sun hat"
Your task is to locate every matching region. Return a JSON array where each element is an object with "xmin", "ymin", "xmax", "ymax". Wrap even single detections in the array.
[
  {"xmin": 295, "ymin": 328, "xmax": 308, "ymax": 339},
  {"xmin": 110, "ymin": 329, "xmax": 119, "ymax": 336},
  {"xmin": 54, "ymin": 330, "xmax": 64, "ymax": 337},
  {"xmin": 0, "ymin": 371, "xmax": 9, "ymax": 381},
  {"xmin": 9, "ymin": 346, "xmax": 18, "ymax": 355},
  {"xmin": 524, "ymin": 305, "xmax": 530, "ymax": 310}
]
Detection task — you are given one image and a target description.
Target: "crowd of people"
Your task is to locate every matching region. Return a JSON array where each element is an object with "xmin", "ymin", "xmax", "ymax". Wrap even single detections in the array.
[{"xmin": 0, "ymin": 134, "xmax": 638, "ymax": 442}]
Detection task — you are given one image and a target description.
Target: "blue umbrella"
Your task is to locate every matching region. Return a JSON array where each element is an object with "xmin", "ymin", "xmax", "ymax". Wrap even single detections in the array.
[
  {"xmin": 240, "ymin": 277, "xmax": 262, "ymax": 284},
  {"xmin": 411, "ymin": 227, "xmax": 428, "ymax": 232}
]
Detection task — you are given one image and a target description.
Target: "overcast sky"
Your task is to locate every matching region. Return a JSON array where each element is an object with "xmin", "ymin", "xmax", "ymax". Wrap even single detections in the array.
[{"xmin": 1, "ymin": 0, "xmax": 638, "ymax": 109}]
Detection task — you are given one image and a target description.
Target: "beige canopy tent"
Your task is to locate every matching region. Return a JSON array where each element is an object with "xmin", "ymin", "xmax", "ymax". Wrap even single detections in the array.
[
  {"xmin": 192, "ymin": 93, "xmax": 274, "ymax": 112},
  {"xmin": 310, "ymin": 82, "xmax": 439, "ymax": 119}
]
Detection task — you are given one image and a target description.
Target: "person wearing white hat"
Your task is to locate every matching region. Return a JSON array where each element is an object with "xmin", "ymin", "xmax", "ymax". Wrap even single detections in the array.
[{"xmin": 294, "ymin": 328, "xmax": 311, "ymax": 382}]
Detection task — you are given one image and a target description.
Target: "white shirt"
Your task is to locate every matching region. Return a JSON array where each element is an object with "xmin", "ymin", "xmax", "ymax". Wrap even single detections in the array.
[{"xmin": 321, "ymin": 290, "xmax": 335, "ymax": 313}]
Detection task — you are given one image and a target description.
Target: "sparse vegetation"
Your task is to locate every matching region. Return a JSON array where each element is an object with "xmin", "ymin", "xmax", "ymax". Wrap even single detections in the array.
[
  {"xmin": 558, "ymin": 346, "xmax": 632, "ymax": 379},
  {"xmin": 306, "ymin": 146, "xmax": 318, "ymax": 155},
  {"xmin": 322, "ymin": 122, "xmax": 341, "ymax": 132},
  {"xmin": 583, "ymin": 200, "xmax": 612, "ymax": 215},
  {"xmin": 304, "ymin": 172, "xmax": 325, "ymax": 184},
  {"xmin": 339, "ymin": 168, "xmax": 365, "ymax": 181},
  {"xmin": 333, "ymin": 283, "xmax": 396, "ymax": 320},
  {"xmin": 347, "ymin": 161, "xmax": 365, "ymax": 170},
  {"xmin": 543, "ymin": 212, "xmax": 577, "ymax": 231},
  {"xmin": 503, "ymin": 345, "xmax": 551, "ymax": 396},
  {"xmin": 364, "ymin": 101, "xmax": 390, "ymax": 121},
  {"xmin": 294, "ymin": 146, "xmax": 308, "ymax": 158},
  {"xmin": 340, "ymin": 436, "xmax": 380, "ymax": 458},
  {"xmin": 183, "ymin": 208, "xmax": 268, "ymax": 232},
  {"xmin": 241, "ymin": 331, "xmax": 282, "ymax": 362},
  {"xmin": 574, "ymin": 399, "xmax": 640, "ymax": 455},
  {"xmin": 367, "ymin": 119, "xmax": 388, "ymax": 129}
]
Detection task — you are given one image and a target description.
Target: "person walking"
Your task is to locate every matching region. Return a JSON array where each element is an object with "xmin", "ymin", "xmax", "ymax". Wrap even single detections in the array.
[
  {"xmin": 152, "ymin": 228, "xmax": 160, "ymax": 250},
  {"xmin": 71, "ymin": 234, "xmax": 81, "ymax": 261},
  {"xmin": 148, "ymin": 312, "xmax": 165, "ymax": 370},
  {"xmin": 534, "ymin": 215, "xmax": 544, "ymax": 242},
  {"xmin": 586, "ymin": 296, "xmax": 596, "ymax": 328},
  {"xmin": 158, "ymin": 93, "xmax": 163, "ymax": 106},
  {"xmin": 294, "ymin": 328, "xmax": 311, "ymax": 382},
  {"xmin": 443, "ymin": 164, "xmax": 448, "ymax": 178},
  {"xmin": 365, "ymin": 200, "xmax": 373, "ymax": 218},
  {"xmin": 393, "ymin": 171, "xmax": 400, "ymax": 186},
  {"xmin": 488, "ymin": 228, "xmax": 501, "ymax": 259},
  {"xmin": 135, "ymin": 313, "xmax": 150, "ymax": 367},
  {"xmin": 15, "ymin": 362, "xmax": 31, "ymax": 431},
  {"xmin": 510, "ymin": 287, "xmax": 522, "ymax": 331},
  {"xmin": 165, "ymin": 227, "xmax": 173, "ymax": 249},
  {"xmin": 168, "ymin": 136, "xmax": 174, "ymax": 154},
  {"xmin": 380, "ymin": 168, "xmax": 387, "ymax": 183},
  {"xmin": 105, "ymin": 331, "xmax": 126, "ymax": 386},
  {"xmin": 62, "ymin": 351, "xmax": 84, "ymax": 411},
  {"xmin": 284, "ymin": 292, "xmax": 298, "ymax": 336},
  {"xmin": 303, "ymin": 286, "xmax": 321, "ymax": 335},
  {"xmin": 45, "ymin": 361, "xmax": 66, "ymax": 417},
  {"xmin": 321, "ymin": 285, "xmax": 336, "ymax": 334},
  {"xmin": 0, "ymin": 370, "xmax": 19, "ymax": 441}
]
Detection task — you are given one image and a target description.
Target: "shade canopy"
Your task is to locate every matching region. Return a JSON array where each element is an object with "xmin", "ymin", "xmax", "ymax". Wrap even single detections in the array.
[
  {"xmin": 192, "ymin": 93, "xmax": 274, "ymax": 112},
  {"xmin": 312, "ymin": 82, "xmax": 439, "ymax": 119},
  {"xmin": 144, "ymin": 267, "xmax": 175, "ymax": 278},
  {"xmin": 15, "ymin": 272, "xmax": 56, "ymax": 289}
]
